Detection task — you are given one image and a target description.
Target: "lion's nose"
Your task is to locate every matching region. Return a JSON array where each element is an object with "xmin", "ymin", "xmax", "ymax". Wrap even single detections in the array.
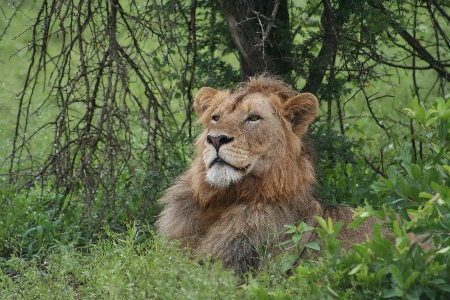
[{"xmin": 207, "ymin": 135, "xmax": 234, "ymax": 151}]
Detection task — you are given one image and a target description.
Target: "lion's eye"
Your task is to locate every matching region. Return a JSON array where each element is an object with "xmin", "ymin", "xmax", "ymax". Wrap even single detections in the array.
[
  {"xmin": 212, "ymin": 115, "xmax": 220, "ymax": 122},
  {"xmin": 247, "ymin": 115, "xmax": 261, "ymax": 122}
]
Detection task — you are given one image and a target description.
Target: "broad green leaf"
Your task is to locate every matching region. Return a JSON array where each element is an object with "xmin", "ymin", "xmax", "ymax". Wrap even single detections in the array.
[
  {"xmin": 438, "ymin": 285, "xmax": 450, "ymax": 292},
  {"xmin": 436, "ymin": 246, "xmax": 450, "ymax": 254},
  {"xmin": 315, "ymin": 216, "xmax": 327, "ymax": 231},
  {"xmin": 428, "ymin": 279, "xmax": 445, "ymax": 285},
  {"xmin": 419, "ymin": 192, "xmax": 433, "ymax": 199},
  {"xmin": 381, "ymin": 177, "xmax": 395, "ymax": 189},
  {"xmin": 392, "ymin": 220, "xmax": 402, "ymax": 236},
  {"xmin": 442, "ymin": 109, "xmax": 450, "ymax": 121},
  {"xmin": 292, "ymin": 233, "xmax": 303, "ymax": 244},
  {"xmin": 348, "ymin": 217, "xmax": 366, "ymax": 229},
  {"xmin": 375, "ymin": 266, "xmax": 388, "ymax": 282},
  {"xmin": 425, "ymin": 116, "xmax": 437, "ymax": 127},
  {"xmin": 371, "ymin": 181, "xmax": 391, "ymax": 192},
  {"xmin": 305, "ymin": 242, "xmax": 320, "ymax": 250},
  {"xmin": 348, "ymin": 264, "xmax": 362, "ymax": 275},
  {"xmin": 333, "ymin": 221, "xmax": 343, "ymax": 234},
  {"xmin": 437, "ymin": 97, "xmax": 447, "ymax": 116},
  {"xmin": 409, "ymin": 97, "xmax": 426, "ymax": 122},
  {"xmin": 417, "ymin": 106, "xmax": 426, "ymax": 122},
  {"xmin": 354, "ymin": 244, "xmax": 372, "ymax": 261},
  {"xmin": 404, "ymin": 271, "xmax": 420, "ymax": 288},
  {"xmin": 443, "ymin": 165, "xmax": 450, "ymax": 175},
  {"xmin": 397, "ymin": 175, "xmax": 410, "ymax": 198},
  {"xmin": 326, "ymin": 287, "xmax": 339, "ymax": 297},
  {"xmin": 437, "ymin": 120, "xmax": 448, "ymax": 140},
  {"xmin": 390, "ymin": 265, "xmax": 404, "ymax": 287},
  {"xmin": 402, "ymin": 162, "xmax": 423, "ymax": 183},
  {"xmin": 327, "ymin": 217, "xmax": 333, "ymax": 232},
  {"xmin": 410, "ymin": 164, "xmax": 422, "ymax": 181},
  {"xmin": 280, "ymin": 253, "xmax": 296, "ymax": 272},
  {"xmin": 372, "ymin": 222, "xmax": 382, "ymax": 240},
  {"xmin": 353, "ymin": 188, "xmax": 368, "ymax": 195},
  {"xmin": 382, "ymin": 289, "xmax": 397, "ymax": 298},
  {"xmin": 387, "ymin": 165, "xmax": 397, "ymax": 183},
  {"xmin": 356, "ymin": 273, "xmax": 373, "ymax": 282},
  {"xmin": 430, "ymin": 181, "xmax": 442, "ymax": 193}
]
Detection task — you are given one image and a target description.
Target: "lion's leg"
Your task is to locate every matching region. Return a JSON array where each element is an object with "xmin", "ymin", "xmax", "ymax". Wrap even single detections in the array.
[
  {"xmin": 197, "ymin": 203, "xmax": 297, "ymax": 274},
  {"xmin": 156, "ymin": 182, "xmax": 202, "ymax": 245}
]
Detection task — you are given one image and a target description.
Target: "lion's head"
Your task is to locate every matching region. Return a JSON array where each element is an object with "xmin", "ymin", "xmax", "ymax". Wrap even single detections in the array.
[{"xmin": 189, "ymin": 76, "xmax": 319, "ymax": 207}]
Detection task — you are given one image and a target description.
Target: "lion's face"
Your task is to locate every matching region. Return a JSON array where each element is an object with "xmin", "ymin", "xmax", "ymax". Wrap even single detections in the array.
[
  {"xmin": 202, "ymin": 92, "xmax": 287, "ymax": 188},
  {"xmin": 194, "ymin": 80, "xmax": 319, "ymax": 189}
]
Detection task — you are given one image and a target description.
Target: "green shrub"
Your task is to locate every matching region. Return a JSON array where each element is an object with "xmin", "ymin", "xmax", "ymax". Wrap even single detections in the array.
[{"xmin": 243, "ymin": 98, "xmax": 450, "ymax": 299}]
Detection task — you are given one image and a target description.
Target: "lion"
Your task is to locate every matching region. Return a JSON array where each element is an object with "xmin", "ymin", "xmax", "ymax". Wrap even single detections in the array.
[{"xmin": 156, "ymin": 75, "xmax": 430, "ymax": 275}]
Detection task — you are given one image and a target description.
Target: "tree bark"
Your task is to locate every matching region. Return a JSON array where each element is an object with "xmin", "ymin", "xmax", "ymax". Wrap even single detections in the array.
[{"xmin": 218, "ymin": 0, "xmax": 292, "ymax": 81}]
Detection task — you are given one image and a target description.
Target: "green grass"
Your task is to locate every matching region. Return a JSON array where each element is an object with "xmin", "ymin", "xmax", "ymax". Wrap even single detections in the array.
[
  {"xmin": 0, "ymin": 2, "xmax": 51, "ymax": 172},
  {"xmin": 0, "ymin": 227, "xmax": 239, "ymax": 299}
]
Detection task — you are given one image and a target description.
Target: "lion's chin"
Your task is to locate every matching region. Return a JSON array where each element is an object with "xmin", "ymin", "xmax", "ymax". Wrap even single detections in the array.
[{"xmin": 205, "ymin": 164, "xmax": 243, "ymax": 188}]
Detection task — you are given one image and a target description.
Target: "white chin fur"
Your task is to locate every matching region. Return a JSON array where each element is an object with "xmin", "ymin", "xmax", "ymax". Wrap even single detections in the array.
[{"xmin": 205, "ymin": 165, "xmax": 243, "ymax": 188}]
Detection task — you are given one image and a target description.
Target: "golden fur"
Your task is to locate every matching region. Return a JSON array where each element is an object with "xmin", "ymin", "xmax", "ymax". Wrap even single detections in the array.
[{"xmin": 156, "ymin": 75, "xmax": 430, "ymax": 274}]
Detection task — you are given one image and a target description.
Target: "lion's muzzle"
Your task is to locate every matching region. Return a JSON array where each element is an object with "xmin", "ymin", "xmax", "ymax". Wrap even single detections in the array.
[{"xmin": 206, "ymin": 134, "xmax": 234, "ymax": 152}]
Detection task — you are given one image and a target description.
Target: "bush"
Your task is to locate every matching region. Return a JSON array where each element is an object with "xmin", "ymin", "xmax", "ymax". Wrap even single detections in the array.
[{"xmin": 242, "ymin": 97, "xmax": 450, "ymax": 299}]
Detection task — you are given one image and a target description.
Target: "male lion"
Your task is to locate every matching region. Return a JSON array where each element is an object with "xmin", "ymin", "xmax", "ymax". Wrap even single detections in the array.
[{"xmin": 156, "ymin": 75, "xmax": 428, "ymax": 274}]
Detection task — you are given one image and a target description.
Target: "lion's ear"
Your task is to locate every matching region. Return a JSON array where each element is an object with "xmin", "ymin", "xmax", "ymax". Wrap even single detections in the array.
[
  {"xmin": 282, "ymin": 93, "xmax": 319, "ymax": 136},
  {"xmin": 194, "ymin": 87, "xmax": 219, "ymax": 118}
]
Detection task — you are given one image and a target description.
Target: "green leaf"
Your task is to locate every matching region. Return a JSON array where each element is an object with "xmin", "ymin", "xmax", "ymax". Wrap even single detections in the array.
[
  {"xmin": 305, "ymin": 242, "xmax": 320, "ymax": 250},
  {"xmin": 443, "ymin": 165, "xmax": 450, "ymax": 175},
  {"xmin": 425, "ymin": 116, "xmax": 438, "ymax": 127},
  {"xmin": 280, "ymin": 253, "xmax": 296, "ymax": 272},
  {"xmin": 292, "ymin": 233, "xmax": 303, "ymax": 244},
  {"xmin": 441, "ymin": 109, "xmax": 450, "ymax": 121},
  {"xmin": 328, "ymin": 217, "xmax": 334, "ymax": 231},
  {"xmin": 390, "ymin": 265, "xmax": 404, "ymax": 287},
  {"xmin": 353, "ymin": 188, "xmax": 368, "ymax": 196},
  {"xmin": 402, "ymin": 162, "xmax": 422, "ymax": 180},
  {"xmin": 333, "ymin": 221, "xmax": 343, "ymax": 235},
  {"xmin": 417, "ymin": 106, "xmax": 426, "ymax": 122},
  {"xmin": 381, "ymin": 177, "xmax": 395, "ymax": 189},
  {"xmin": 372, "ymin": 222, "xmax": 382, "ymax": 240},
  {"xmin": 404, "ymin": 271, "xmax": 420, "ymax": 288},
  {"xmin": 375, "ymin": 266, "xmax": 388, "ymax": 281},
  {"xmin": 371, "ymin": 181, "xmax": 391, "ymax": 192},
  {"xmin": 387, "ymin": 165, "xmax": 397, "ymax": 183},
  {"xmin": 348, "ymin": 217, "xmax": 366, "ymax": 229},
  {"xmin": 397, "ymin": 175, "xmax": 410, "ymax": 198},
  {"xmin": 392, "ymin": 220, "xmax": 402, "ymax": 236},
  {"xmin": 354, "ymin": 244, "xmax": 371, "ymax": 261},
  {"xmin": 428, "ymin": 279, "xmax": 445, "ymax": 285},
  {"xmin": 348, "ymin": 264, "xmax": 362, "ymax": 275},
  {"xmin": 437, "ymin": 97, "xmax": 447, "ymax": 116},
  {"xmin": 326, "ymin": 286, "xmax": 339, "ymax": 297},
  {"xmin": 356, "ymin": 273, "xmax": 372, "ymax": 282},
  {"xmin": 410, "ymin": 164, "xmax": 422, "ymax": 181},
  {"xmin": 315, "ymin": 216, "xmax": 327, "ymax": 231},
  {"xmin": 419, "ymin": 192, "xmax": 433, "ymax": 199},
  {"xmin": 382, "ymin": 289, "xmax": 397, "ymax": 298},
  {"xmin": 430, "ymin": 181, "xmax": 442, "ymax": 193},
  {"xmin": 438, "ymin": 285, "xmax": 450, "ymax": 292},
  {"xmin": 411, "ymin": 97, "xmax": 426, "ymax": 122},
  {"xmin": 436, "ymin": 246, "xmax": 450, "ymax": 254}
]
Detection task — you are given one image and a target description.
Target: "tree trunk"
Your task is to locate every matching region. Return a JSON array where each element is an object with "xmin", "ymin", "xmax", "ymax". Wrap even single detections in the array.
[{"xmin": 218, "ymin": 0, "xmax": 292, "ymax": 81}]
